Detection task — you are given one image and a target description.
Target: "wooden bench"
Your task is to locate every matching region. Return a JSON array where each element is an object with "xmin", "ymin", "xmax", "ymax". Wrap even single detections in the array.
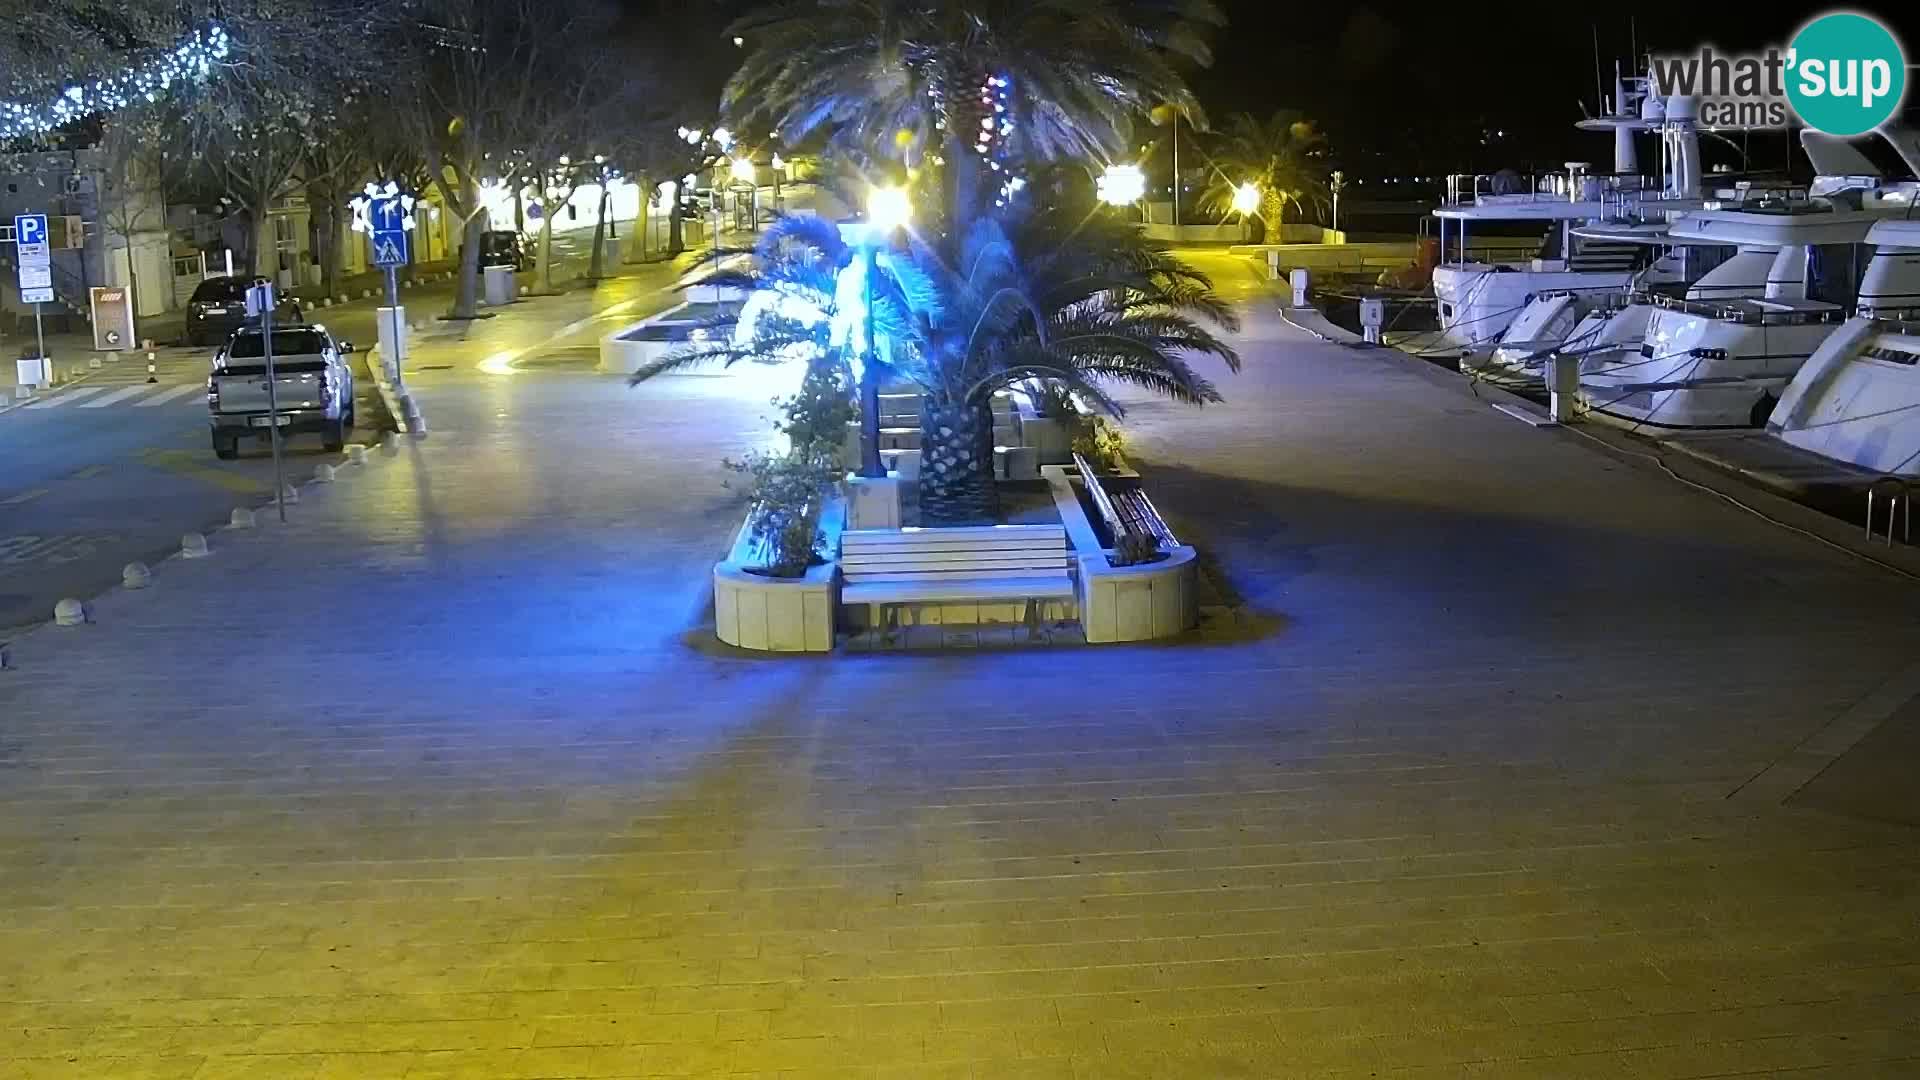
[{"xmin": 841, "ymin": 525, "xmax": 1075, "ymax": 641}]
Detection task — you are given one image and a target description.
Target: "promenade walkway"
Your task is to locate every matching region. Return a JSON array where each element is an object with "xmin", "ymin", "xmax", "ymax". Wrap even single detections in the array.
[{"xmin": 0, "ymin": 252, "xmax": 1916, "ymax": 1078}]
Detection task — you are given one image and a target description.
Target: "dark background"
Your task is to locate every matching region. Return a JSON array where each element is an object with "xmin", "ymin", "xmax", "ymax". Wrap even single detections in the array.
[{"xmin": 623, "ymin": 2, "xmax": 1920, "ymax": 181}]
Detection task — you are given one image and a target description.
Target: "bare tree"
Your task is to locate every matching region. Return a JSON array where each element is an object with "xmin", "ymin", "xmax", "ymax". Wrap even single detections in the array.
[
  {"xmin": 94, "ymin": 111, "xmax": 181, "ymax": 316},
  {"xmin": 398, "ymin": 0, "xmax": 618, "ymax": 318}
]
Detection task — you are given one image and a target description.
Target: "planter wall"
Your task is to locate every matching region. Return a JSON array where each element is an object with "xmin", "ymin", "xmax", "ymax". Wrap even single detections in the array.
[
  {"xmin": 599, "ymin": 302, "xmax": 691, "ymax": 374},
  {"xmin": 712, "ymin": 498, "xmax": 843, "ymax": 653},
  {"xmin": 1042, "ymin": 464, "xmax": 1198, "ymax": 643}
]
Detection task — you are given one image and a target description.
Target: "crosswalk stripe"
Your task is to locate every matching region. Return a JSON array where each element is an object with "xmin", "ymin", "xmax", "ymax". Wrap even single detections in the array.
[
  {"xmin": 24, "ymin": 387, "xmax": 108, "ymax": 409},
  {"xmin": 79, "ymin": 385, "xmax": 154, "ymax": 408},
  {"xmin": 134, "ymin": 384, "xmax": 202, "ymax": 407}
]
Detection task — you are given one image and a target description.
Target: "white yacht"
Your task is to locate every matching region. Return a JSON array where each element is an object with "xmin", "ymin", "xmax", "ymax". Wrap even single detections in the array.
[
  {"xmin": 1430, "ymin": 76, "xmax": 1707, "ymax": 353},
  {"xmin": 1576, "ymin": 176, "xmax": 1918, "ymax": 429},
  {"xmin": 1766, "ymin": 219, "xmax": 1920, "ymax": 473}
]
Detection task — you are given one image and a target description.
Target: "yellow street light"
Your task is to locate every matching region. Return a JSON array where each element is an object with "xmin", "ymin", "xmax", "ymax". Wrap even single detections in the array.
[
  {"xmin": 867, "ymin": 184, "xmax": 912, "ymax": 232},
  {"xmin": 1231, "ymin": 181, "xmax": 1261, "ymax": 216},
  {"xmin": 1096, "ymin": 163, "xmax": 1146, "ymax": 207},
  {"xmin": 731, "ymin": 157, "xmax": 756, "ymax": 184}
]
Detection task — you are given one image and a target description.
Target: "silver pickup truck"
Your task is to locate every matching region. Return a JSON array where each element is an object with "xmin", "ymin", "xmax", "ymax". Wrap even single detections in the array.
[{"xmin": 208, "ymin": 325, "xmax": 357, "ymax": 459}]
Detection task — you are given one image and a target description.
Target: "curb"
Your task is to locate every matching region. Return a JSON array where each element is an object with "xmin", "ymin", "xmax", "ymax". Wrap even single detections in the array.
[{"xmin": 367, "ymin": 343, "xmax": 427, "ymax": 437}]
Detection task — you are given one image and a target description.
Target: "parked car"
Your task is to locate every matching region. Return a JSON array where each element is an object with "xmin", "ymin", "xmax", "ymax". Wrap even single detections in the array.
[
  {"xmin": 478, "ymin": 230, "xmax": 528, "ymax": 271},
  {"xmin": 185, "ymin": 276, "xmax": 303, "ymax": 347},
  {"xmin": 208, "ymin": 324, "xmax": 355, "ymax": 458}
]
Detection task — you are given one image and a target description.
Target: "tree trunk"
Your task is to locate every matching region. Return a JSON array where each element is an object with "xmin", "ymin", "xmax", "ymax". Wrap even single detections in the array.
[
  {"xmin": 588, "ymin": 183, "xmax": 608, "ymax": 280},
  {"xmin": 450, "ymin": 200, "xmax": 486, "ymax": 319},
  {"xmin": 123, "ymin": 243, "xmax": 140, "ymax": 325},
  {"xmin": 539, "ymin": 209, "xmax": 556, "ymax": 293},
  {"xmin": 667, "ymin": 195, "xmax": 684, "ymax": 255},
  {"xmin": 316, "ymin": 201, "xmax": 340, "ymax": 301},
  {"xmin": 918, "ymin": 401, "xmax": 999, "ymax": 526},
  {"xmin": 1261, "ymin": 190, "xmax": 1284, "ymax": 244}
]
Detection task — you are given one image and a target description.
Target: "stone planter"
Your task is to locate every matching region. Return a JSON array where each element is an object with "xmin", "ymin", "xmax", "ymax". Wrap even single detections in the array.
[
  {"xmin": 599, "ymin": 303, "xmax": 693, "ymax": 375},
  {"xmin": 1042, "ymin": 464, "xmax": 1199, "ymax": 643},
  {"xmin": 712, "ymin": 497, "xmax": 843, "ymax": 653}
]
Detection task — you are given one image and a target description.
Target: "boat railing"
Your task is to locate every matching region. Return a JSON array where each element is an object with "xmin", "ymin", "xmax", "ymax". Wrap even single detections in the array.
[
  {"xmin": 1445, "ymin": 171, "xmax": 1665, "ymax": 209},
  {"xmin": 1650, "ymin": 293, "xmax": 1847, "ymax": 326}
]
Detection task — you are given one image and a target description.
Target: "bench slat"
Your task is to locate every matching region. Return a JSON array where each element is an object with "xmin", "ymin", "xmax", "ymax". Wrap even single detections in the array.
[
  {"xmin": 843, "ymin": 577, "xmax": 1075, "ymax": 603},
  {"xmin": 847, "ymin": 567, "xmax": 1070, "ymax": 582},
  {"xmin": 845, "ymin": 557, "xmax": 1066, "ymax": 573}
]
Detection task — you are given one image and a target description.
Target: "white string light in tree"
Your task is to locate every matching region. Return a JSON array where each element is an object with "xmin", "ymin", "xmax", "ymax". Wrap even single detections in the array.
[{"xmin": 0, "ymin": 26, "xmax": 231, "ymax": 141}]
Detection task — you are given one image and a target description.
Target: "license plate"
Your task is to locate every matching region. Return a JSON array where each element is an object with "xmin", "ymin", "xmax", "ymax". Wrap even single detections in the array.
[{"xmin": 249, "ymin": 415, "xmax": 290, "ymax": 428}]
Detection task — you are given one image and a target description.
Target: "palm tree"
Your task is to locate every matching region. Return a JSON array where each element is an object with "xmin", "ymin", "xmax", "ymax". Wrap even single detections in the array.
[
  {"xmin": 636, "ymin": 185, "xmax": 1242, "ymax": 526},
  {"xmin": 724, "ymin": 0, "xmax": 1223, "ymax": 174},
  {"xmin": 1201, "ymin": 111, "xmax": 1329, "ymax": 243}
]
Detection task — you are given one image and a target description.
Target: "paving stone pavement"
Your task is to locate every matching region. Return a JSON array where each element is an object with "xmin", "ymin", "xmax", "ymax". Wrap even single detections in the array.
[{"xmin": 1, "ymin": 254, "xmax": 1919, "ymax": 1079}]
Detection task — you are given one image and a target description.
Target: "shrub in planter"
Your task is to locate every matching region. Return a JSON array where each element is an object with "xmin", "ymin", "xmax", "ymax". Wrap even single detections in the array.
[
  {"xmin": 726, "ymin": 364, "xmax": 857, "ymax": 578},
  {"xmin": 1107, "ymin": 530, "xmax": 1165, "ymax": 568}
]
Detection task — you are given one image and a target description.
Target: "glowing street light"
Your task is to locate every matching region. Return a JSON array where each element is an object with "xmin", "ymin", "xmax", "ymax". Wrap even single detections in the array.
[
  {"xmin": 855, "ymin": 184, "xmax": 913, "ymax": 479},
  {"xmin": 730, "ymin": 157, "xmax": 757, "ymax": 184},
  {"xmin": 1231, "ymin": 181, "xmax": 1261, "ymax": 216},
  {"xmin": 1096, "ymin": 163, "xmax": 1146, "ymax": 208},
  {"xmin": 866, "ymin": 184, "xmax": 912, "ymax": 234}
]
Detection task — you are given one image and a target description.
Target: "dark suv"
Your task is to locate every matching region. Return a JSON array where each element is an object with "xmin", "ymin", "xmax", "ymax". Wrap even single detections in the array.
[{"xmin": 185, "ymin": 276, "xmax": 304, "ymax": 347}]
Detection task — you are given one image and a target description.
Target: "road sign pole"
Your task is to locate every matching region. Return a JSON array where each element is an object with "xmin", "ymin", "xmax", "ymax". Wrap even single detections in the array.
[
  {"xmin": 257, "ymin": 292, "xmax": 286, "ymax": 523},
  {"xmin": 32, "ymin": 303, "xmax": 44, "ymax": 380}
]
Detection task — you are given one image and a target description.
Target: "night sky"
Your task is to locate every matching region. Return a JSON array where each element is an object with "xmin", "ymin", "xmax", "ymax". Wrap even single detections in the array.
[{"xmin": 629, "ymin": 2, "xmax": 1920, "ymax": 179}]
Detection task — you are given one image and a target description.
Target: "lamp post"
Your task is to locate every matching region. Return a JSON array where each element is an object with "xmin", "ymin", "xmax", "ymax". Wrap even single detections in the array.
[
  {"xmin": 1331, "ymin": 170, "xmax": 1346, "ymax": 234},
  {"xmin": 731, "ymin": 157, "xmax": 757, "ymax": 233},
  {"xmin": 858, "ymin": 184, "xmax": 911, "ymax": 479}
]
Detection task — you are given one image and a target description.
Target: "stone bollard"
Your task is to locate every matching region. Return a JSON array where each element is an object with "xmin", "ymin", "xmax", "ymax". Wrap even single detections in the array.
[
  {"xmin": 181, "ymin": 532, "xmax": 211, "ymax": 559},
  {"xmin": 346, "ymin": 445, "xmax": 369, "ymax": 465},
  {"xmin": 122, "ymin": 562, "xmax": 152, "ymax": 589},
  {"xmin": 312, "ymin": 464, "xmax": 335, "ymax": 483},
  {"xmin": 229, "ymin": 507, "xmax": 256, "ymax": 529},
  {"xmin": 381, "ymin": 432, "xmax": 400, "ymax": 455},
  {"xmin": 280, "ymin": 484, "xmax": 301, "ymax": 505},
  {"xmin": 53, "ymin": 598, "xmax": 87, "ymax": 626}
]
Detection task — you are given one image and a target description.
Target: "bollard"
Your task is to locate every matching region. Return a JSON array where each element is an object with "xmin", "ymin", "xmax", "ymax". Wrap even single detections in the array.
[
  {"xmin": 1289, "ymin": 268, "xmax": 1310, "ymax": 308},
  {"xmin": 346, "ymin": 445, "xmax": 369, "ymax": 465},
  {"xmin": 1267, "ymin": 249, "xmax": 1280, "ymax": 280},
  {"xmin": 53, "ymin": 598, "xmax": 87, "ymax": 626},
  {"xmin": 1360, "ymin": 297, "xmax": 1385, "ymax": 345},
  {"xmin": 312, "ymin": 464, "xmax": 335, "ymax": 483},
  {"xmin": 229, "ymin": 507, "xmax": 256, "ymax": 529},
  {"xmin": 279, "ymin": 484, "xmax": 301, "ymax": 505},
  {"xmin": 145, "ymin": 352, "xmax": 157, "ymax": 384},
  {"xmin": 180, "ymin": 533, "xmax": 211, "ymax": 559},
  {"xmin": 122, "ymin": 562, "xmax": 152, "ymax": 589},
  {"xmin": 381, "ymin": 432, "xmax": 400, "ymax": 455}
]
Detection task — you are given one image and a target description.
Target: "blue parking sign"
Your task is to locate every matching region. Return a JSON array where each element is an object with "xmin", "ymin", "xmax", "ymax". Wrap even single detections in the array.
[{"xmin": 14, "ymin": 213, "xmax": 47, "ymax": 253}]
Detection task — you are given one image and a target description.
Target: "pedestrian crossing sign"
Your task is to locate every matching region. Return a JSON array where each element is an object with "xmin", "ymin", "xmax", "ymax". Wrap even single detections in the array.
[{"xmin": 372, "ymin": 228, "xmax": 409, "ymax": 267}]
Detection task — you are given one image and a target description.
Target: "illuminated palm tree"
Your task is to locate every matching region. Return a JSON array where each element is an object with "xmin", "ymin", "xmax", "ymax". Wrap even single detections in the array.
[
  {"xmin": 636, "ymin": 184, "xmax": 1241, "ymax": 525},
  {"xmin": 724, "ymin": 0, "xmax": 1222, "ymax": 176},
  {"xmin": 1201, "ymin": 110, "xmax": 1329, "ymax": 243}
]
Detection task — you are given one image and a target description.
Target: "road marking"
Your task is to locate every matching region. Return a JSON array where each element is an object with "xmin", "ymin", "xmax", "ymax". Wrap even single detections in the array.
[
  {"xmin": 24, "ymin": 386, "xmax": 108, "ymax": 409},
  {"xmin": 135, "ymin": 384, "xmax": 202, "ymax": 407},
  {"xmin": 0, "ymin": 489, "xmax": 47, "ymax": 506},
  {"xmin": 79, "ymin": 385, "xmax": 153, "ymax": 408},
  {"xmin": 138, "ymin": 449, "xmax": 268, "ymax": 496},
  {"xmin": 0, "ymin": 533, "xmax": 121, "ymax": 567},
  {"xmin": 69, "ymin": 464, "xmax": 109, "ymax": 480}
]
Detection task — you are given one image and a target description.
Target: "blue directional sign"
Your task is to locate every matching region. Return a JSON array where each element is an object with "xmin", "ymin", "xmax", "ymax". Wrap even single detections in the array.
[{"xmin": 369, "ymin": 195, "xmax": 410, "ymax": 267}]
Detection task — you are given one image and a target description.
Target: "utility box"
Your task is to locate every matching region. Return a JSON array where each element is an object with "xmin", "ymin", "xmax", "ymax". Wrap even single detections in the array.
[
  {"xmin": 483, "ymin": 264, "xmax": 516, "ymax": 306},
  {"xmin": 88, "ymin": 286, "xmax": 135, "ymax": 351},
  {"xmin": 1289, "ymin": 268, "xmax": 1310, "ymax": 308},
  {"xmin": 1359, "ymin": 297, "xmax": 1385, "ymax": 343},
  {"xmin": 1548, "ymin": 353, "xmax": 1581, "ymax": 422}
]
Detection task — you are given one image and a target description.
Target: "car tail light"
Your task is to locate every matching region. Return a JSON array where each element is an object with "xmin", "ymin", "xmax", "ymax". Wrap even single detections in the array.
[
  {"xmin": 206, "ymin": 376, "xmax": 219, "ymax": 407},
  {"xmin": 317, "ymin": 371, "xmax": 334, "ymax": 406}
]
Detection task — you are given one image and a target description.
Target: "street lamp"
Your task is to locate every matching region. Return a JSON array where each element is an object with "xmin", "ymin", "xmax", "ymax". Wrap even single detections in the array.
[
  {"xmin": 1231, "ymin": 181, "xmax": 1260, "ymax": 217},
  {"xmin": 1330, "ymin": 170, "xmax": 1346, "ymax": 234},
  {"xmin": 1096, "ymin": 163, "xmax": 1147, "ymax": 217},
  {"xmin": 730, "ymin": 157, "xmax": 756, "ymax": 184},
  {"xmin": 856, "ymin": 184, "xmax": 912, "ymax": 479}
]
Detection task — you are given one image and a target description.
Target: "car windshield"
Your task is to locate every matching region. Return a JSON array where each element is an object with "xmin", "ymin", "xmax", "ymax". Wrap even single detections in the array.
[
  {"xmin": 226, "ymin": 328, "xmax": 329, "ymax": 358},
  {"xmin": 191, "ymin": 278, "xmax": 249, "ymax": 303}
]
